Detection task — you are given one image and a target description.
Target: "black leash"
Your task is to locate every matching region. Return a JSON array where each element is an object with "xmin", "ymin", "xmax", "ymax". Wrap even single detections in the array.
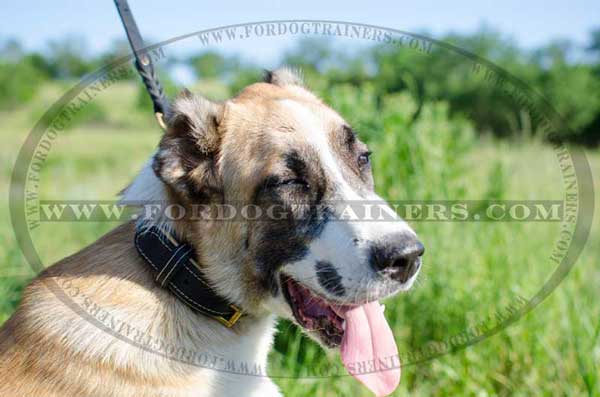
[{"xmin": 114, "ymin": 0, "xmax": 169, "ymax": 130}]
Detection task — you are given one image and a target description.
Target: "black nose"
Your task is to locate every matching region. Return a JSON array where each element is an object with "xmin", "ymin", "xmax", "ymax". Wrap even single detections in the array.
[{"xmin": 370, "ymin": 234, "xmax": 424, "ymax": 283}]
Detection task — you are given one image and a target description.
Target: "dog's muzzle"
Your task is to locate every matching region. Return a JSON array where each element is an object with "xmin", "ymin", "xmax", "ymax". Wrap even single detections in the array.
[{"xmin": 369, "ymin": 233, "xmax": 424, "ymax": 283}]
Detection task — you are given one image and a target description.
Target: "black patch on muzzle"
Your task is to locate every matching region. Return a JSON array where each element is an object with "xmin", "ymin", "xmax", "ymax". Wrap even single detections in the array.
[
  {"xmin": 316, "ymin": 260, "xmax": 346, "ymax": 297},
  {"xmin": 252, "ymin": 149, "xmax": 332, "ymax": 296},
  {"xmin": 254, "ymin": 206, "xmax": 331, "ymax": 296}
]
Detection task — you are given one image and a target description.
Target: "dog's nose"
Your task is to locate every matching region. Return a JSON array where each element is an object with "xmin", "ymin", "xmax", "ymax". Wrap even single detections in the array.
[{"xmin": 370, "ymin": 234, "xmax": 424, "ymax": 283}]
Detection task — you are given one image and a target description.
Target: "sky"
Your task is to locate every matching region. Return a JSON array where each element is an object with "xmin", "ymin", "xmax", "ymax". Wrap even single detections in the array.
[{"xmin": 1, "ymin": 0, "xmax": 598, "ymax": 69}]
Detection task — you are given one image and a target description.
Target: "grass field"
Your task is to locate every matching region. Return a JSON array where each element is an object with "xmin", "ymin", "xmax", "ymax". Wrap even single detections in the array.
[{"xmin": 0, "ymin": 81, "xmax": 598, "ymax": 396}]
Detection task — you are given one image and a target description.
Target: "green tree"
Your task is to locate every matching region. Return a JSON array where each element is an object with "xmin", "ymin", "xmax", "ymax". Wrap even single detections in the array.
[
  {"xmin": 45, "ymin": 36, "xmax": 96, "ymax": 78},
  {"xmin": 188, "ymin": 51, "xmax": 239, "ymax": 79}
]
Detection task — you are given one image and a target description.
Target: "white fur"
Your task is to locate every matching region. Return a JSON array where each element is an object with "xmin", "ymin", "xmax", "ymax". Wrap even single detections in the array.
[
  {"xmin": 120, "ymin": 155, "xmax": 165, "ymax": 205},
  {"xmin": 278, "ymin": 100, "xmax": 419, "ymax": 304}
]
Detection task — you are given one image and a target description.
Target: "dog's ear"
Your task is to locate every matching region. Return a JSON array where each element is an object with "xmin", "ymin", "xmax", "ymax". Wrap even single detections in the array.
[
  {"xmin": 152, "ymin": 89, "xmax": 224, "ymax": 200},
  {"xmin": 264, "ymin": 67, "xmax": 304, "ymax": 87}
]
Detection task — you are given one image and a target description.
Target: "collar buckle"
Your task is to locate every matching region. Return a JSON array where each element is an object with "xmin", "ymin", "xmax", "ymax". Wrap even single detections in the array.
[{"xmin": 215, "ymin": 304, "xmax": 243, "ymax": 328}]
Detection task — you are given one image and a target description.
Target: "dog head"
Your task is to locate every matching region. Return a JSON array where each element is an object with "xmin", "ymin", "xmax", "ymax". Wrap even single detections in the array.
[{"xmin": 136, "ymin": 68, "xmax": 423, "ymax": 348}]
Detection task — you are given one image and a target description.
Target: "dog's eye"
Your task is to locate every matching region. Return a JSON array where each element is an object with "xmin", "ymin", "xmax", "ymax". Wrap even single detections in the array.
[
  {"xmin": 277, "ymin": 178, "xmax": 309, "ymax": 188},
  {"xmin": 358, "ymin": 152, "xmax": 371, "ymax": 169}
]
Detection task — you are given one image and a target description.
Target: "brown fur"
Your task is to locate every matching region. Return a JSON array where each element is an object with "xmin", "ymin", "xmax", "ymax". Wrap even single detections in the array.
[{"xmin": 0, "ymin": 68, "xmax": 378, "ymax": 396}]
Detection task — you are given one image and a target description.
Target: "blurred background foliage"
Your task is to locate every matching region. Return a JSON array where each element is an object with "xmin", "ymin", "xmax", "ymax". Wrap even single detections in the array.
[{"xmin": 2, "ymin": 27, "xmax": 599, "ymax": 144}]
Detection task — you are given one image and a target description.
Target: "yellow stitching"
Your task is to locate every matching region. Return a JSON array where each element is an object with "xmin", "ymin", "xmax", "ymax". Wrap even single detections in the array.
[
  {"xmin": 169, "ymin": 283, "xmax": 228, "ymax": 315},
  {"xmin": 157, "ymin": 245, "xmax": 187, "ymax": 286},
  {"xmin": 161, "ymin": 246, "xmax": 192, "ymax": 287},
  {"xmin": 136, "ymin": 228, "xmax": 229, "ymax": 316},
  {"xmin": 182, "ymin": 264, "xmax": 211, "ymax": 288}
]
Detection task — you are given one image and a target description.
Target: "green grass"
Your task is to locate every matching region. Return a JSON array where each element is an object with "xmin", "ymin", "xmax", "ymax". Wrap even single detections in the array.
[{"xmin": 0, "ymin": 82, "xmax": 598, "ymax": 396}]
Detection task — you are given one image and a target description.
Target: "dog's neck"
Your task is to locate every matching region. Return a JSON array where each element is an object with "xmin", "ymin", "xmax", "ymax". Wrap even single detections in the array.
[
  {"xmin": 121, "ymin": 157, "xmax": 268, "ymax": 314},
  {"xmin": 15, "ymin": 220, "xmax": 280, "ymax": 396},
  {"xmin": 6, "ymin": 159, "xmax": 283, "ymax": 396}
]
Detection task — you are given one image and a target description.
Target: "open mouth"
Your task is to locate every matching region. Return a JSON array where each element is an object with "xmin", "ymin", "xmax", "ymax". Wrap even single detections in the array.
[
  {"xmin": 280, "ymin": 274, "xmax": 349, "ymax": 347},
  {"xmin": 280, "ymin": 272, "xmax": 402, "ymax": 396}
]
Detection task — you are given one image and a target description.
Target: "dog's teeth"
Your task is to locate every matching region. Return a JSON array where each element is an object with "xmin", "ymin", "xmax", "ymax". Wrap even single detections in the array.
[{"xmin": 342, "ymin": 320, "xmax": 346, "ymax": 330}]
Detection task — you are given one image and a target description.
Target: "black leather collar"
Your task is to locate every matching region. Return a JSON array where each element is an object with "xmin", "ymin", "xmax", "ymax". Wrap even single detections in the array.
[{"xmin": 134, "ymin": 221, "xmax": 243, "ymax": 327}]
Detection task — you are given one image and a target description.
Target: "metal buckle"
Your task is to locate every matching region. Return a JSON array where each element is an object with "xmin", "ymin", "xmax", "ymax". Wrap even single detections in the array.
[{"xmin": 215, "ymin": 304, "xmax": 243, "ymax": 328}]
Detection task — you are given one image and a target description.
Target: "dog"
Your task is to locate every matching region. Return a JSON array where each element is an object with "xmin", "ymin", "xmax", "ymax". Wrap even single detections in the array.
[{"xmin": 0, "ymin": 68, "xmax": 423, "ymax": 397}]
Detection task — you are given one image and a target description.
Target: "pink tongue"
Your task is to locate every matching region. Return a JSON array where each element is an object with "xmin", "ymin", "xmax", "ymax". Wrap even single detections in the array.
[{"xmin": 339, "ymin": 302, "xmax": 400, "ymax": 396}]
